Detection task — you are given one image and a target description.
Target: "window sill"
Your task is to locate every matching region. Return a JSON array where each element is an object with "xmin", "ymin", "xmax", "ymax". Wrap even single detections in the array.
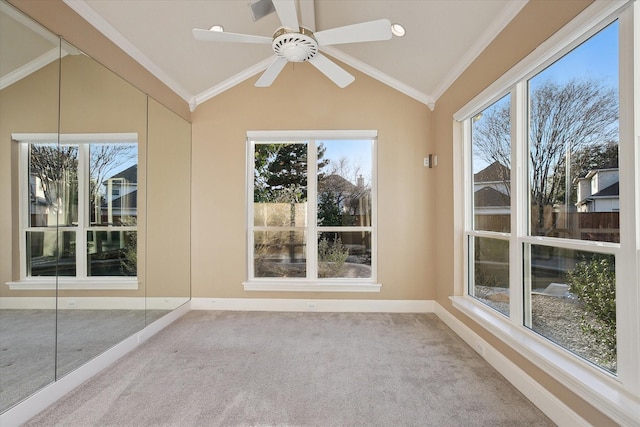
[
  {"xmin": 6, "ymin": 278, "xmax": 139, "ymax": 290},
  {"xmin": 243, "ymin": 281, "xmax": 382, "ymax": 292},
  {"xmin": 450, "ymin": 295, "xmax": 640, "ymax": 426}
]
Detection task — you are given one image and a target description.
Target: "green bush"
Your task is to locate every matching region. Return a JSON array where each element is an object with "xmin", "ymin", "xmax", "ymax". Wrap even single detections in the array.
[
  {"xmin": 566, "ymin": 256, "xmax": 616, "ymax": 363},
  {"xmin": 318, "ymin": 236, "xmax": 349, "ymax": 277}
]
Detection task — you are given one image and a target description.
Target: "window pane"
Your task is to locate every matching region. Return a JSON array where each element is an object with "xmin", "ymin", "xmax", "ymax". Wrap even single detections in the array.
[
  {"xmin": 87, "ymin": 230, "xmax": 137, "ymax": 276},
  {"xmin": 254, "ymin": 143, "xmax": 307, "ymax": 200},
  {"xmin": 254, "ymin": 230, "xmax": 306, "ymax": 278},
  {"xmin": 29, "ymin": 144, "xmax": 78, "ymax": 227},
  {"xmin": 528, "ymin": 22, "xmax": 619, "ymax": 243},
  {"xmin": 471, "ymin": 95, "xmax": 511, "ymax": 233},
  {"xmin": 91, "ymin": 143, "xmax": 138, "ymax": 226},
  {"xmin": 253, "ymin": 202, "xmax": 306, "ymax": 227},
  {"xmin": 318, "ymin": 231, "xmax": 371, "ymax": 278},
  {"xmin": 470, "ymin": 236, "xmax": 510, "ymax": 316},
  {"xmin": 26, "ymin": 230, "xmax": 76, "ymax": 276},
  {"xmin": 525, "ymin": 244, "xmax": 616, "ymax": 373},
  {"xmin": 317, "ymin": 140, "xmax": 372, "ymax": 227}
]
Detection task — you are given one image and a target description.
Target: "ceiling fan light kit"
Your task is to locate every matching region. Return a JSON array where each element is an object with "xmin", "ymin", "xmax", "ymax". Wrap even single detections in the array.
[
  {"xmin": 193, "ymin": 0, "xmax": 395, "ymax": 88},
  {"xmin": 272, "ymin": 27, "xmax": 318, "ymax": 62}
]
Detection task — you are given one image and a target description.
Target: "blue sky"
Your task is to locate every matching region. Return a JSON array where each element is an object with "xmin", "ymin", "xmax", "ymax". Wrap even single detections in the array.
[
  {"xmin": 473, "ymin": 20, "xmax": 619, "ymax": 173},
  {"xmin": 319, "ymin": 139, "xmax": 372, "ymax": 184},
  {"xmin": 531, "ymin": 20, "xmax": 618, "ymax": 88}
]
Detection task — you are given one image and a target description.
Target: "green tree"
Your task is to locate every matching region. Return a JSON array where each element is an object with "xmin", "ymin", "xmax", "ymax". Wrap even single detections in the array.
[
  {"xmin": 254, "ymin": 142, "xmax": 329, "ymax": 262},
  {"xmin": 317, "ymin": 190, "xmax": 343, "ymax": 226}
]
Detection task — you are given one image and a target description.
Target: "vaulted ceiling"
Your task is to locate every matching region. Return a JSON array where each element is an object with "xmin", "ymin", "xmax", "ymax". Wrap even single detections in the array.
[{"xmin": 3, "ymin": 0, "xmax": 528, "ymax": 111}]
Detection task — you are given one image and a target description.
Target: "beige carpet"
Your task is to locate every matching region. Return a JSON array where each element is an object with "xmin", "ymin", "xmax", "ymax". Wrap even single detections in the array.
[{"xmin": 25, "ymin": 311, "xmax": 554, "ymax": 426}]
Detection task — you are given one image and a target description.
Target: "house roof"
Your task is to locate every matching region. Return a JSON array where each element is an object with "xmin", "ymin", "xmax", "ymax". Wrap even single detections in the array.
[
  {"xmin": 106, "ymin": 165, "xmax": 137, "ymax": 183},
  {"xmin": 591, "ymin": 181, "xmax": 619, "ymax": 198},
  {"xmin": 102, "ymin": 190, "xmax": 138, "ymax": 209},
  {"xmin": 474, "ymin": 186, "xmax": 510, "ymax": 208},
  {"xmin": 319, "ymin": 174, "xmax": 356, "ymax": 193},
  {"xmin": 474, "ymin": 161, "xmax": 510, "ymax": 183}
]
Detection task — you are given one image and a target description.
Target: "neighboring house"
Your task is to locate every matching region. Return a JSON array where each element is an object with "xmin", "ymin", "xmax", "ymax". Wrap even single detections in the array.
[
  {"xmin": 318, "ymin": 173, "xmax": 371, "ymax": 223},
  {"xmin": 473, "ymin": 161, "xmax": 511, "ymax": 215},
  {"xmin": 28, "ymin": 174, "xmax": 54, "ymax": 227},
  {"xmin": 100, "ymin": 165, "xmax": 137, "ymax": 225},
  {"xmin": 575, "ymin": 168, "xmax": 619, "ymax": 213}
]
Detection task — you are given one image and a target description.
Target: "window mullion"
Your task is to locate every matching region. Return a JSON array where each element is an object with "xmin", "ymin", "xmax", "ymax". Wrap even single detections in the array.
[
  {"xmin": 247, "ymin": 140, "xmax": 255, "ymax": 280},
  {"xmin": 76, "ymin": 144, "xmax": 88, "ymax": 279},
  {"xmin": 19, "ymin": 144, "xmax": 29, "ymax": 279},
  {"xmin": 510, "ymin": 82, "xmax": 528, "ymax": 325},
  {"xmin": 307, "ymin": 140, "xmax": 318, "ymax": 279}
]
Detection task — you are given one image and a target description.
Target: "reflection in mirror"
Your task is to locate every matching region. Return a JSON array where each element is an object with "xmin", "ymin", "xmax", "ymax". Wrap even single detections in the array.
[
  {"xmin": 146, "ymin": 98, "xmax": 191, "ymax": 324},
  {"xmin": 0, "ymin": 0, "xmax": 60, "ymax": 412},
  {"xmin": 1, "ymin": 0, "xmax": 191, "ymax": 414},
  {"xmin": 55, "ymin": 39, "xmax": 148, "ymax": 378}
]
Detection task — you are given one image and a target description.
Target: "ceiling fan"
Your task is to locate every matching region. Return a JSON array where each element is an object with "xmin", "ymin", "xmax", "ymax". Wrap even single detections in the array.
[{"xmin": 192, "ymin": 0, "xmax": 392, "ymax": 88}]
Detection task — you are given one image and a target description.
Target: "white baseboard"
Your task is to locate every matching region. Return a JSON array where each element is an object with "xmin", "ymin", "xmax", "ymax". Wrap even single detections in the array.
[
  {"xmin": 433, "ymin": 302, "xmax": 589, "ymax": 427},
  {"xmin": 0, "ymin": 303, "xmax": 189, "ymax": 427},
  {"xmin": 0, "ymin": 297, "xmax": 188, "ymax": 310},
  {"xmin": 190, "ymin": 297, "xmax": 435, "ymax": 313}
]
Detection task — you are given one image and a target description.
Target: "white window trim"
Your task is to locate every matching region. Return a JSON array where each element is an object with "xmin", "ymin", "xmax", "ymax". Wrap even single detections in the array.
[
  {"xmin": 453, "ymin": 1, "xmax": 640, "ymax": 425},
  {"xmin": 244, "ymin": 130, "xmax": 380, "ymax": 292},
  {"xmin": 10, "ymin": 132, "xmax": 138, "ymax": 290}
]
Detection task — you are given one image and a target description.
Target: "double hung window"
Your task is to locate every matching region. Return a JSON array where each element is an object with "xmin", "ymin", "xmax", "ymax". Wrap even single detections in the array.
[
  {"xmin": 246, "ymin": 130, "xmax": 378, "ymax": 291},
  {"xmin": 13, "ymin": 133, "xmax": 138, "ymax": 288},
  {"xmin": 456, "ymin": 2, "xmax": 639, "ymax": 423}
]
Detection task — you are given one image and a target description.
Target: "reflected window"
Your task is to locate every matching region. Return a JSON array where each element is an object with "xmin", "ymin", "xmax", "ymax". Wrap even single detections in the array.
[
  {"xmin": 249, "ymin": 134, "xmax": 376, "ymax": 282},
  {"xmin": 18, "ymin": 134, "xmax": 138, "ymax": 279}
]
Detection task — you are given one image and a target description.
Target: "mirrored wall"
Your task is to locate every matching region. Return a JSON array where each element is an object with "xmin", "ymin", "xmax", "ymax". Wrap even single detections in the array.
[{"xmin": 0, "ymin": 0, "xmax": 191, "ymax": 413}]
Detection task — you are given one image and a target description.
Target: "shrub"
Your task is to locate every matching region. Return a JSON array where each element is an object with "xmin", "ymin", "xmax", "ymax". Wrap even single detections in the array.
[
  {"xmin": 318, "ymin": 236, "xmax": 349, "ymax": 277},
  {"xmin": 566, "ymin": 256, "xmax": 616, "ymax": 363}
]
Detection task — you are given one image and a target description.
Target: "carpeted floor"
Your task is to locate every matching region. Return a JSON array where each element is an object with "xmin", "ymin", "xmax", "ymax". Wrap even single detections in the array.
[
  {"xmin": 0, "ymin": 309, "xmax": 170, "ymax": 413},
  {"xmin": 25, "ymin": 311, "xmax": 554, "ymax": 426}
]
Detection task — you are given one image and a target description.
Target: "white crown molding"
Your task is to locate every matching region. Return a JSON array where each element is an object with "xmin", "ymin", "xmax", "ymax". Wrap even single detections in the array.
[
  {"xmin": 190, "ymin": 48, "xmax": 436, "ymax": 111},
  {"xmin": 62, "ymin": 0, "xmax": 193, "ymax": 103},
  {"xmin": 321, "ymin": 46, "xmax": 436, "ymax": 110},
  {"xmin": 61, "ymin": 0, "xmax": 434, "ymax": 111},
  {"xmin": 0, "ymin": 48, "xmax": 60, "ymax": 90},
  {"xmin": 0, "ymin": 1, "xmax": 60, "ymax": 44},
  {"xmin": 430, "ymin": 0, "xmax": 529, "ymax": 103},
  {"xmin": 190, "ymin": 56, "xmax": 274, "ymax": 111}
]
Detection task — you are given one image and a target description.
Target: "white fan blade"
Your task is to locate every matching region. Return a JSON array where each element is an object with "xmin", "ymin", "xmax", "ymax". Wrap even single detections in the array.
[
  {"xmin": 272, "ymin": 0, "xmax": 299, "ymax": 30},
  {"xmin": 255, "ymin": 57, "xmax": 289, "ymax": 87},
  {"xmin": 308, "ymin": 53, "xmax": 354, "ymax": 88},
  {"xmin": 314, "ymin": 19, "xmax": 392, "ymax": 46},
  {"xmin": 192, "ymin": 28, "xmax": 272, "ymax": 44}
]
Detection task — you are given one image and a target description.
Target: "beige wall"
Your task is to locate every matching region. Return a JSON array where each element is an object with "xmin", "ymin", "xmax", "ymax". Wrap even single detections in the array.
[
  {"xmin": 192, "ymin": 62, "xmax": 433, "ymax": 300},
  {"xmin": 433, "ymin": 0, "xmax": 615, "ymax": 424},
  {"xmin": 147, "ymin": 97, "xmax": 191, "ymax": 298},
  {"xmin": 0, "ymin": 58, "xmax": 59, "ymax": 297}
]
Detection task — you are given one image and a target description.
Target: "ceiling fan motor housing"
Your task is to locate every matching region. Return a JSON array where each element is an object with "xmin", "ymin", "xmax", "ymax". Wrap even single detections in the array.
[{"xmin": 272, "ymin": 27, "xmax": 318, "ymax": 62}]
